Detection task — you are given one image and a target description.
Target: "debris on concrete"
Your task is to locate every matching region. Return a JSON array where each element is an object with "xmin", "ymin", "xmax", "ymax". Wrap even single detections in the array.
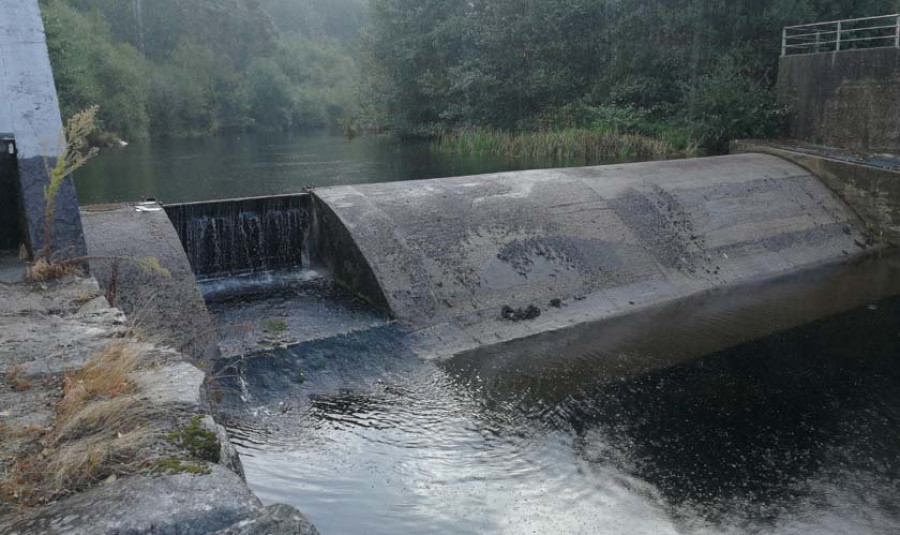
[{"xmin": 501, "ymin": 304, "xmax": 542, "ymax": 321}]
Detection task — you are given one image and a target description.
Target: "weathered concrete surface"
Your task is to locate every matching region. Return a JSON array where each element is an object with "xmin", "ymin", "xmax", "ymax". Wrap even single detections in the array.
[
  {"xmin": 0, "ymin": 265, "xmax": 318, "ymax": 534},
  {"xmin": 0, "ymin": 275, "xmax": 123, "ymax": 436},
  {"xmin": 80, "ymin": 203, "xmax": 220, "ymax": 363},
  {"xmin": 778, "ymin": 47, "xmax": 900, "ymax": 153},
  {"xmin": 214, "ymin": 504, "xmax": 320, "ymax": 535},
  {"xmin": 0, "ymin": 0, "xmax": 86, "ymax": 258},
  {"xmin": 734, "ymin": 140, "xmax": 900, "ymax": 246},
  {"xmin": 313, "ymin": 153, "xmax": 875, "ymax": 357}
]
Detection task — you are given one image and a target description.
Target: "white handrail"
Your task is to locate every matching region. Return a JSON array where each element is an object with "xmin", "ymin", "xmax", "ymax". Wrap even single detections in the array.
[
  {"xmin": 784, "ymin": 13, "xmax": 898, "ymax": 31},
  {"xmin": 782, "ymin": 14, "xmax": 900, "ymax": 56}
]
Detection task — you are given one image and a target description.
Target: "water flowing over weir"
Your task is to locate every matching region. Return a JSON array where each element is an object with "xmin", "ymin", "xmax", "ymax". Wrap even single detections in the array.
[{"xmin": 164, "ymin": 194, "xmax": 309, "ymax": 280}]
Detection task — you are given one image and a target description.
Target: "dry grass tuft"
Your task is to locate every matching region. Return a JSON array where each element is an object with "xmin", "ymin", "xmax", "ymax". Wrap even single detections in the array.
[
  {"xmin": 57, "ymin": 343, "xmax": 140, "ymax": 419},
  {"xmin": 5, "ymin": 365, "xmax": 33, "ymax": 392},
  {"xmin": 26, "ymin": 258, "xmax": 82, "ymax": 282},
  {"xmin": 0, "ymin": 342, "xmax": 161, "ymax": 506},
  {"xmin": 46, "ymin": 427, "xmax": 155, "ymax": 493},
  {"xmin": 73, "ymin": 292, "xmax": 101, "ymax": 304}
]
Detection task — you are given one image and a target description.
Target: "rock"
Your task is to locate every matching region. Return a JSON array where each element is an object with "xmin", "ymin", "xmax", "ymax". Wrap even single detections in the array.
[
  {"xmin": 214, "ymin": 504, "xmax": 319, "ymax": 535},
  {"xmin": 0, "ymin": 465, "xmax": 261, "ymax": 535},
  {"xmin": 201, "ymin": 415, "xmax": 246, "ymax": 480},
  {"xmin": 130, "ymin": 361, "xmax": 206, "ymax": 409}
]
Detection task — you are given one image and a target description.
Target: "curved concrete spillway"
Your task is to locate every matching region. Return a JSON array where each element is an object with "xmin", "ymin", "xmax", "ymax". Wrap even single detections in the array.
[{"xmin": 311, "ymin": 153, "xmax": 873, "ymax": 351}]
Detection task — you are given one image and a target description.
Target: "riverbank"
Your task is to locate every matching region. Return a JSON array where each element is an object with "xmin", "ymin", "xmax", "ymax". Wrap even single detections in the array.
[
  {"xmin": 433, "ymin": 127, "xmax": 699, "ymax": 162},
  {"xmin": 0, "ymin": 264, "xmax": 318, "ymax": 534}
]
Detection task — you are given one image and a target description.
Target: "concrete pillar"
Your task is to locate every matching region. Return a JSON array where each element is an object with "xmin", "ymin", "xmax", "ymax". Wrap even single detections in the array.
[{"xmin": 0, "ymin": 0, "xmax": 87, "ymax": 259}]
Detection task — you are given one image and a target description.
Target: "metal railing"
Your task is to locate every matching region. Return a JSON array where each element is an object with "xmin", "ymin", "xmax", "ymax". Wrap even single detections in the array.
[{"xmin": 782, "ymin": 14, "xmax": 900, "ymax": 56}]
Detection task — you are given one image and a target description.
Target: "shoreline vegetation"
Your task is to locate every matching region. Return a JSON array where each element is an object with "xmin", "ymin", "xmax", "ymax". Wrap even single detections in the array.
[
  {"xmin": 41, "ymin": 0, "xmax": 899, "ymax": 162},
  {"xmin": 433, "ymin": 127, "xmax": 699, "ymax": 163}
]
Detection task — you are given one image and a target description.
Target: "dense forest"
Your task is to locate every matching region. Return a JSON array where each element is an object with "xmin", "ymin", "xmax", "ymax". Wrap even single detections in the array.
[
  {"xmin": 362, "ymin": 0, "xmax": 900, "ymax": 151},
  {"xmin": 40, "ymin": 0, "xmax": 366, "ymax": 140},
  {"xmin": 42, "ymin": 0, "xmax": 900, "ymax": 152}
]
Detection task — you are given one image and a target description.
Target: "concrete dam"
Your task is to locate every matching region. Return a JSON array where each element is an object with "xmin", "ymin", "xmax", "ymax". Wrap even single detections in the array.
[{"xmin": 108, "ymin": 150, "xmax": 888, "ymax": 364}]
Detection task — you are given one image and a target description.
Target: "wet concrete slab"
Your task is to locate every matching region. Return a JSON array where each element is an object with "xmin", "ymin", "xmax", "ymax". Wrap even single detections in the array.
[{"xmin": 202, "ymin": 270, "xmax": 390, "ymax": 358}]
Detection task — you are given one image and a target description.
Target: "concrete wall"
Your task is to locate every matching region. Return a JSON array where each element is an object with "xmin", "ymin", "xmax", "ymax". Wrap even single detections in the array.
[
  {"xmin": 312, "ymin": 154, "xmax": 875, "ymax": 356},
  {"xmin": 81, "ymin": 203, "xmax": 221, "ymax": 363},
  {"xmin": 734, "ymin": 140, "xmax": 900, "ymax": 246},
  {"xmin": 0, "ymin": 0, "xmax": 86, "ymax": 258},
  {"xmin": 778, "ymin": 47, "xmax": 900, "ymax": 153}
]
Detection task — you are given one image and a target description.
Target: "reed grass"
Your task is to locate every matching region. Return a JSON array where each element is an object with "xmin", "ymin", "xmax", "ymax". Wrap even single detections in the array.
[{"xmin": 434, "ymin": 127, "xmax": 697, "ymax": 163}]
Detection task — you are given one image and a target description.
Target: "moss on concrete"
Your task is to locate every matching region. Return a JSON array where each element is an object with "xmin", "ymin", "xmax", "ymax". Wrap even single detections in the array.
[
  {"xmin": 167, "ymin": 415, "xmax": 221, "ymax": 463},
  {"xmin": 151, "ymin": 459, "xmax": 211, "ymax": 476},
  {"xmin": 263, "ymin": 318, "xmax": 287, "ymax": 335}
]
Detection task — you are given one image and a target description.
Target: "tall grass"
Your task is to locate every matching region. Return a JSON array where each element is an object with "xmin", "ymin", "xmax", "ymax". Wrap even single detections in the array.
[{"xmin": 434, "ymin": 127, "xmax": 698, "ymax": 163}]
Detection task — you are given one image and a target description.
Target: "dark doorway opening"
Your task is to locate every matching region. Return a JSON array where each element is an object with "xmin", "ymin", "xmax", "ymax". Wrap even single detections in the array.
[{"xmin": 0, "ymin": 136, "xmax": 25, "ymax": 253}]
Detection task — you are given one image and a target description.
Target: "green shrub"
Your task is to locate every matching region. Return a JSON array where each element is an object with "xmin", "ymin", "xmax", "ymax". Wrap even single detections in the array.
[{"xmin": 679, "ymin": 59, "xmax": 788, "ymax": 153}]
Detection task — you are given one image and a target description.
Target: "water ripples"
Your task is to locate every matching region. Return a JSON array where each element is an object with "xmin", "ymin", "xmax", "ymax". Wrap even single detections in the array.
[{"xmin": 216, "ymin": 290, "xmax": 900, "ymax": 535}]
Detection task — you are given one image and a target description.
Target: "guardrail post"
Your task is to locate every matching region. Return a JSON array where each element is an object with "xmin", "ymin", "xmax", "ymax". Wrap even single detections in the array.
[
  {"xmin": 836, "ymin": 21, "xmax": 842, "ymax": 51},
  {"xmin": 782, "ymin": 27, "xmax": 787, "ymax": 56},
  {"xmin": 895, "ymin": 15, "xmax": 899, "ymax": 47}
]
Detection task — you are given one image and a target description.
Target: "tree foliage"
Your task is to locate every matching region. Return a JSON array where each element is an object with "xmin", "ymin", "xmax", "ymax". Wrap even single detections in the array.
[
  {"xmin": 40, "ymin": 0, "xmax": 364, "ymax": 139},
  {"xmin": 364, "ymin": 0, "xmax": 900, "ymax": 149},
  {"xmin": 42, "ymin": 0, "xmax": 900, "ymax": 149}
]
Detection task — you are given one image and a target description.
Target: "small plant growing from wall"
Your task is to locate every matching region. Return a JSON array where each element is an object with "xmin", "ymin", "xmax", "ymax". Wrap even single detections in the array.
[
  {"xmin": 28, "ymin": 106, "xmax": 171, "ymax": 285},
  {"xmin": 42, "ymin": 105, "xmax": 99, "ymax": 259}
]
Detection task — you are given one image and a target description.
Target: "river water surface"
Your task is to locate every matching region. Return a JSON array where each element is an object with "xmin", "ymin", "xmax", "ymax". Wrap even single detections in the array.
[
  {"xmin": 75, "ymin": 131, "xmax": 551, "ymax": 204},
  {"xmin": 211, "ymin": 258, "xmax": 900, "ymax": 535},
  {"xmin": 216, "ymin": 294, "xmax": 900, "ymax": 535}
]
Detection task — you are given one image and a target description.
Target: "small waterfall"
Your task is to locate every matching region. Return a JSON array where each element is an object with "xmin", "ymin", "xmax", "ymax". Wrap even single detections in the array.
[{"xmin": 165, "ymin": 195, "xmax": 310, "ymax": 280}]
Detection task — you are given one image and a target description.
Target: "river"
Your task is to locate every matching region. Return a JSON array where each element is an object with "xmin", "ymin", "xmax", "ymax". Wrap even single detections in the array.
[
  {"xmin": 216, "ymin": 276, "xmax": 900, "ymax": 535},
  {"xmin": 75, "ymin": 130, "xmax": 558, "ymax": 204}
]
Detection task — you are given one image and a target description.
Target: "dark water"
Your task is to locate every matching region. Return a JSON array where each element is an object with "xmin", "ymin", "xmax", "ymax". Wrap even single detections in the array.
[
  {"xmin": 75, "ymin": 131, "xmax": 551, "ymax": 204},
  {"xmin": 214, "ymin": 257, "xmax": 900, "ymax": 535}
]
